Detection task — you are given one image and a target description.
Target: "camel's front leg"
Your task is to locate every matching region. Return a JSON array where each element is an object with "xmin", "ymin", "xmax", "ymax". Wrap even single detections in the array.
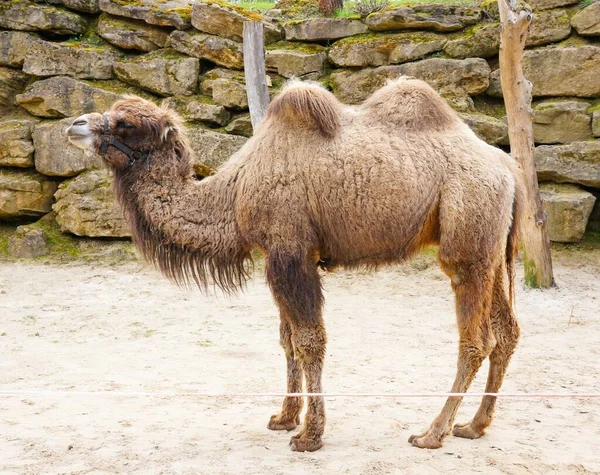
[
  {"xmin": 268, "ymin": 316, "xmax": 304, "ymax": 431},
  {"xmin": 266, "ymin": 248, "xmax": 326, "ymax": 452}
]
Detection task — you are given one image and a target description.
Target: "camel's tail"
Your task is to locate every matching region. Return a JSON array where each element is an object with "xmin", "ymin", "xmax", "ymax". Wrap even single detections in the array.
[
  {"xmin": 506, "ymin": 168, "xmax": 527, "ymax": 308},
  {"xmin": 265, "ymin": 80, "xmax": 342, "ymax": 138}
]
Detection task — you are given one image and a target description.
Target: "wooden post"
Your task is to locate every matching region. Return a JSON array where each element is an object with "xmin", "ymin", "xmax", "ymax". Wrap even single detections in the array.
[
  {"xmin": 498, "ymin": 0, "xmax": 554, "ymax": 288},
  {"xmin": 243, "ymin": 21, "xmax": 270, "ymax": 131}
]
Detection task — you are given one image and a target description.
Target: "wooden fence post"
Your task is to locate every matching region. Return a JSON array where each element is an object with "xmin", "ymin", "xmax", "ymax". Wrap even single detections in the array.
[
  {"xmin": 243, "ymin": 21, "xmax": 270, "ymax": 131},
  {"xmin": 498, "ymin": 0, "xmax": 554, "ymax": 288}
]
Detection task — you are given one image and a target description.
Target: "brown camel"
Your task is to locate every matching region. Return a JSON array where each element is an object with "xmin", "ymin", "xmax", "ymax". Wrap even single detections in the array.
[{"xmin": 66, "ymin": 77, "xmax": 524, "ymax": 452}]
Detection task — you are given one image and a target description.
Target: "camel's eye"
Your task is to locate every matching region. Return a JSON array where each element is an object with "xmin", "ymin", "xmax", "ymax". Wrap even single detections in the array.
[{"xmin": 116, "ymin": 120, "xmax": 134, "ymax": 129}]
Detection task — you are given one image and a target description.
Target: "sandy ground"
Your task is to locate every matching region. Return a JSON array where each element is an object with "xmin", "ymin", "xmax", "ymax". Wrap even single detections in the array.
[{"xmin": 1, "ymin": 250, "xmax": 599, "ymax": 475}]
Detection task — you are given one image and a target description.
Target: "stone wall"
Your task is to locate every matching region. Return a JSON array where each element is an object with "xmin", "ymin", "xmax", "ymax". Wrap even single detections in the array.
[{"xmin": 0, "ymin": 0, "xmax": 599, "ymax": 258}]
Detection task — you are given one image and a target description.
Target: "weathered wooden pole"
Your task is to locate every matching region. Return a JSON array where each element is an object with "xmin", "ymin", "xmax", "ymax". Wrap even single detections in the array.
[
  {"xmin": 498, "ymin": 0, "xmax": 554, "ymax": 288},
  {"xmin": 243, "ymin": 21, "xmax": 270, "ymax": 131}
]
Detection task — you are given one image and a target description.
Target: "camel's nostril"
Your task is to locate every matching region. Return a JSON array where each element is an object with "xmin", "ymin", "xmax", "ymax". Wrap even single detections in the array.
[{"xmin": 72, "ymin": 119, "xmax": 87, "ymax": 126}]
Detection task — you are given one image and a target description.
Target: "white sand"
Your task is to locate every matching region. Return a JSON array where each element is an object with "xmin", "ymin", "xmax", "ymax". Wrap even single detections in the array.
[{"xmin": 1, "ymin": 250, "xmax": 599, "ymax": 474}]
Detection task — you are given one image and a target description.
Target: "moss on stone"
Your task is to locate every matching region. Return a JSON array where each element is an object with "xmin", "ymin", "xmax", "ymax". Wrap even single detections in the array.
[
  {"xmin": 30, "ymin": 215, "xmax": 81, "ymax": 258},
  {"xmin": 163, "ymin": 6, "xmax": 192, "ymax": 22},
  {"xmin": 202, "ymin": 0, "xmax": 265, "ymax": 22},
  {"xmin": 266, "ymin": 40, "xmax": 326, "ymax": 53}
]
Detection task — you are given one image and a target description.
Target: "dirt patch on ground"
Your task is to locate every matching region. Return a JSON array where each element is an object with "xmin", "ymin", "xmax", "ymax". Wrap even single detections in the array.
[{"xmin": 1, "ymin": 250, "xmax": 599, "ymax": 474}]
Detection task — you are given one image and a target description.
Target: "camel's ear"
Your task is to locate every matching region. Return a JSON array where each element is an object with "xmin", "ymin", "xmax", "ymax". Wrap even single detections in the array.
[{"xmin": 158, "ymin": 105, "xmax": 184, "ymax": 142}]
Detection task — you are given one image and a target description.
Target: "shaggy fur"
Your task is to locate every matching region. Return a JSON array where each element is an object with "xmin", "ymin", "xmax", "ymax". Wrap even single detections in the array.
[{"xmin": 67, "ymin": 77, "xmax": 525, "ymax": 452}]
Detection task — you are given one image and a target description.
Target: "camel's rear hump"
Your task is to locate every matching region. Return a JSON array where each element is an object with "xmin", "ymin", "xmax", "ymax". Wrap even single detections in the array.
[{"xmin": 265, "ymin": 81, "xmax": 342, "ymax": 138}]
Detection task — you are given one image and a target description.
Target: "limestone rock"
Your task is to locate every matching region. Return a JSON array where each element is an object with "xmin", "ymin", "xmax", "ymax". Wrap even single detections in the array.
[
  {"xmin": 162, "ymin": 96, "xmax": 230, "ymax": 126},
  {"xmin": 528, "ymin": 0, "xmax": 578, "ymax": 10},
  {"xmin": 192, "ymin": 2, "xmax": 281, "ymax": 44},
  {"xmin": 225, "ymin": 114, "xmax": 252, "ymax": 137},
  {"xmin": 0, "ymin": 169, "xmax": 58, "ymax": 218},
  {"xmin": 16, "ymin": 77, "xmax": 124, "ymax": 118},
  {"xmin": 99, "ymin": 0, "xmax": 192, "ymax": 30},
  {"xmin": 528, "ymin": 9, "xmax": 572, "ymax": 47},
  {"xmin": 43, "ymin": 0, "xmax": 101, "ymax": 14},
  {"xmin": 283, "ymin": 18, "xmax": 369, "ymax": 41},
  {"xmin": 329, "ymin": 32, "xmax": 446, "ymax": 67},
  {"xmin": 539, "ymin": 183, "xmax": 596, "ymax": 242},
  {"xmin": 201, "ymin": 69, "xmax": 248, "ymax": 110},
  {"xmin": 365, "ymin": 5, "xmax": 481, "ymax": 33},
  {"xmin": 169, "ymin": 30, "xmax": 243, "ymax": 69},
  {"xmin": 535, "ymin": 141, "xmax": 600, "ymax": 188},
  {"xmin": 186, "ymin": 127, "xmax": 247, "ymax": 172},
  {"xmin": 330, "ymin": 58, "xmax": 490, "ymax": 104},
  {"xmin": 98, "ymin": 13, "xmax": 170, "ymax": 52},
  {"xmin": 0, "ymin": 66, "xmax": 29, "ymax": 115},
  {"xmin": 266, "ymin": 48, "xmax": 326, "ymax": 78},
  {"xmin": 8, "ymin": 223, "xmax": 49, "ymax": 258},
  {"xmin": 0, "ymin": 31, "xmax": 38, "ymax": 68},
  {"xmin": 460, "ymin": 113, "xmax": 508, "ymax": 146},
  {"xmin": 114, "ymin": 50, "xmax": 199, "ymax": 97},
  {"xmin": 487, "ymin": 45, "xmax": 600, "ymax": 98},
  {"xmin": 0, "ymin": 1, "xmax": 87, "ymax": 35},
  {"xmin": 22, "ymin": 40, "xmax": 120, "ymax": 80},
  {"xmin": 571, "ymin": 2, "xmax": 600, "ymax": 36},
  {"xmin": 533, "ymin": 101, "xmax": 592, "ymax": 144},
  {"xmin": 444, "ymin": 23, "xmax": 500, "ymax": 59},
  {"xmin": 0, "ymin": 120, "xmax": 36, "ymax": 168},
  {"xmin": 53, "ymin": 169, "xmax": 130, "ymax": 237},
  {"xmin": 33, "ymin": 118, "xmax": 103, "ymax": 177},
  {"xmin": 593, "ymin": 110, "xmax": 600, "ymax": 137}
]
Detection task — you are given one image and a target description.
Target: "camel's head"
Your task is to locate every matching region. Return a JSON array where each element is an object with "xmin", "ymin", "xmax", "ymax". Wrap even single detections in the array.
[{"xmin": 67, "ymin": 97, "xmax": 183, "ymax": 170}]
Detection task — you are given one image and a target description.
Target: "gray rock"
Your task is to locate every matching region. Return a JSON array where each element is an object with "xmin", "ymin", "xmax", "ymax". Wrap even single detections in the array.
[
  {"xmin": 329, "ymin": 32, "xmax": 446, "ymax": 67},
  {"xmin": 0, "ymin": 168, "xmax": 58, "ymax": 218},
  {"xmin": 487, "ymin": 45, "xmax": 600, "ymax": 98},
  {"xmin": 0, "ymin": 31, "xmax": 38, "ymax": 68},
  {"xmin": 169, "ymin": 30, "xmax": 243, "ymax": 69},
  {"xmin": 527, "ymin": 9, "xmax": 572, "ymax": 47},
  {"xmin": 34, "ymin": 0, "xmax": 100, "ymax": 14},
  {"xmin": 444, "ymin": 22, "xmax": 500, "ymax": 59},
  {"xmin": 283, "ymin": 18, "xmax": 369, "ymax": 41},
  {"xmin": 460, "ymin": 113, "xmax": 508, "ymax": 146},
  {"xmin": 33, "ymin": 118, "xmax": 103, "ymax": 177},
  {"xmin": 16, "ymin": 76, "xmax": 124, "ymax": 118},
  {"xmin": 99, "ymin": 0, "xmax": 192, "ymax": 30},
  {"xmin": 53, "ymin": 169, "xmax": 130, "ymax": 237},
  {"xmin": 0, "ymin": 119, "xmax": 36, "ymax": 168},
  {"xmin": 192, "ymin": 2, "xmax": 281, "ymax": 43},
  {"xmin": 185, "ymin": 126, "xmax": 247, "ymax": 173},
  {"xmin": 535, "ymin": 141, "xmax": 600, "ymax": 188},
  {"xmin": 201, "ymin": 69, "xmax": 248, "ymax": 110},
  {"xmin": 0, "ymin": 1, "xmax": 87, "ymax": 35},
  {"xmin": 365, "ymin": 5, "xmax": 481, "ymax": 32},
  {"xmin": 266, "ymin": 48, "xmax": 326, "ymax": 78},
  {"xmin": 8, "ymin": 223, "xmax": 49, "ymax": 258},
  {"xmin": 330, "ymin": 57, "xmax": 490, "ymax": 104},
  {"xmin": 162, "ymin": 96, "xmax": 230, "ymax": 126},
  {"xmin": 225, "ymin": 114, "xmax": 252, "ymax": 137},
  {"xmin": 593, "ymin": 110, "xmax": 600, "ymax": 137},
  {"xmin": 528, "ymin": 0, "xmax": 578, "ymax": 10},
  {"xmin": 533, "ymin": 101, "xmax": 592, "ymax": 144},
  {"xmin": 571, "ymin": 1, "xmax": 600, "ymax": 36},
  {"xmin": 114, "ymin": 49, "xmax": 199, "ymax": 97},
  {"xmin": 0, "ymin": 66, "xmax": 29, "ymax": 115},
  {"xmin": 539, "ymin": 183, "xmax": 596, "ymax": 242},
  {"xmin": 98, "ymin": 13, "xmax": 170, "ymax": 52},
  {"xmin": 22, "ymin": 40, "xmax": 120, "ymax": 80}
]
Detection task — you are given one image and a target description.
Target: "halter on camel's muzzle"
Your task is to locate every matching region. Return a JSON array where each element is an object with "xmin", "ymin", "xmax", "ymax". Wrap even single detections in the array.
[{"xmin": 99, "ymin": 115, "xmax": 151, "ymax": 169}]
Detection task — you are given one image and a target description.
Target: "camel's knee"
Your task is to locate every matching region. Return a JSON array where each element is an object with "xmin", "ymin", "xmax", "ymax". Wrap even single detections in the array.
[
  {"xmin": 291, "ymin": 324, "xmax": 327, "ymax": 363},
  {"xmin": 279, "ymin": 319, "xmax": 294, "ymax": 355}
]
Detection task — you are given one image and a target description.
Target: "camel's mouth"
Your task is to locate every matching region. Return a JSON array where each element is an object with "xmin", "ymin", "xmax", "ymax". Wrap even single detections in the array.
[{"xmin": 66, "ymin": 115, "xmax": 94, "ymax": 151}]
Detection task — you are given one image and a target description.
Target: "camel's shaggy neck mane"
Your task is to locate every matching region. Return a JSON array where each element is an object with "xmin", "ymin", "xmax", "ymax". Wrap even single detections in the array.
[{"xmin": 112, "ymin": 132, "xmax": 250, "ymax": 293}]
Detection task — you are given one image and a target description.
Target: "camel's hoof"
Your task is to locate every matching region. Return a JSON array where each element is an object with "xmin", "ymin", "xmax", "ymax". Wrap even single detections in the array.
[
  {"xmin": 409, "ymin": 432, "xmax": 444, "ymax": 449},
  {"xmin": 267, "ymin": 414, "xmax": 299, "ymax": 431},
  {"xmin": 452, "ymin": 422, "xmax": 485, "ymax": 439},
  {"xmin": 289, "ymin": 435, "xmax": 323, "ymax": 452}
]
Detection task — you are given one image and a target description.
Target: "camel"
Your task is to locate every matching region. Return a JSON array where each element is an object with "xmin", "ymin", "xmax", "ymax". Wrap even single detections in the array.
[{"xmin": 66, "ymin": 77, "xmax": 524, "ymax": 452}]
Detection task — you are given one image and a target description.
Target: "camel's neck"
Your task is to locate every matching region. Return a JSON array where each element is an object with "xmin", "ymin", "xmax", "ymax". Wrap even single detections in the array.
[{"xmin": 113, "ymin": 151, "xmax": 249, "ymax": 292}]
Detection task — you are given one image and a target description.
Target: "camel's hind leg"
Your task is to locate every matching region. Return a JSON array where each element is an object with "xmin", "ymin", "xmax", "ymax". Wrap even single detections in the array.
[
  {"xmin": 409, "ymin": 262, "xmax": 496, "ymax": 449},
  {"xmin": 453, "ymin": 265, "xmax": 520, "ymax": 439},
  {"xmin": 268, "ymin": 315, "xmax": 304, "ymax": 431}
]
